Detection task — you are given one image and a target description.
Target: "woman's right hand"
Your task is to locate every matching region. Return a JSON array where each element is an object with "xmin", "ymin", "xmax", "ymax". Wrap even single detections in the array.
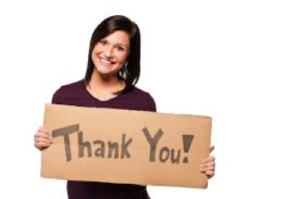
[{"xmin": 34, "ymin": 126, "xmax": 53, "ymax": 150}]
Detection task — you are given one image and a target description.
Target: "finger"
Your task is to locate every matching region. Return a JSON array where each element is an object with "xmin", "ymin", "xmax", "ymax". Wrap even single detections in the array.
[
  {"xmin": 210, "ymin": 146, "xmax": 215, "ymax": 152},
  {"xmin": 35, "ymin": 141, "xmax": 52, "ymax": 149},
  {"xmin": 199, "ymin": 166, "xmax": 215, "ymax": 172},
  {"xmin": 36, "ymin": 137, "xmax": 53, "ymax": 143},
  {"xmin": 36, "ymin": 132, "xmax": 52, "ymax": 139},
  {"xmin": 199, "ymin": 168, "xmax": 215, "ymax": 178},
  {"xmin": 35, "ymin": 135, "xmax": 52, "ymax": 143},
  {"xmin": 205, "ymin": 170, "xmax": 215, "ymax": 176},
  {"xmin": 201, "ymin": 156, "xmax": 215, "ymax": 164},
  {"xmin": 35, "ymin": 141, "xmax": 53, "ymax": 148},
  {"xmin": 200, "ymin": 161, "xmax": 215, "ymax": 168}
]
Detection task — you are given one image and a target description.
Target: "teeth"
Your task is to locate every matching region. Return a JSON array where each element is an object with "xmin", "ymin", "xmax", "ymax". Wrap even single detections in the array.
[{"xmin": 100, "ymin": 58, "xmax": 112, "ymax": 64}]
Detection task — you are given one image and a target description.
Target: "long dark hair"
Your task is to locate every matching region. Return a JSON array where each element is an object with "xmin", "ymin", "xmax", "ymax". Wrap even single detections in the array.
[{"xmin": 84, "ymin": 15, "xmax": 141, "ymax": 94}]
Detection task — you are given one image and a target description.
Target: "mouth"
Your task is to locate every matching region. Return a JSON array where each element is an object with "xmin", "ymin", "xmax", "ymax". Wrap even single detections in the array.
[{"xmin": 99, "ymin": 57, "xmax": 115, "ymax": 66}]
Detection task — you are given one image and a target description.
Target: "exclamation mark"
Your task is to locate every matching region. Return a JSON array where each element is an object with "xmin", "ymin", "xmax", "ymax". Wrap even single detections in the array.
[{"xmin": 182, "ymin": 135, "xmax": 194, "ymax": 163}]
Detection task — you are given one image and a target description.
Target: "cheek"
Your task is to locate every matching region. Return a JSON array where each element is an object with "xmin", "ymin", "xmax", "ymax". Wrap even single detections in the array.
[
  {"xmin": 91, "ymin": 47, "xmax": 101, "ymax": 63},
  {"xmin": 91, "ymin": 53, "xmax": 97, "ymax": 65},
  {"xmin": 117, "ymin": 52, "xmax": 129, "ymax": 63},
  {"xmin": 91, "ymin": 45, "xmax": 101, "ymax": 57}
]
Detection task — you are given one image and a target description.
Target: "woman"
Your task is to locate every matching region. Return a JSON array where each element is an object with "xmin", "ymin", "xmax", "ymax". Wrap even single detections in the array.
[{"xmin": 34, "ymin": 15, "xmax": 215, "ymax": 199}]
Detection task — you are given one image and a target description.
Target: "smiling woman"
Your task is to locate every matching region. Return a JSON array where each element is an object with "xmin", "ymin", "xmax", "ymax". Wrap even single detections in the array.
[
  {"xmin": 84, "ymin": 15, "xmax": 141, "ymax": 98},
  {"xmin": 34, "ymin": 15, "xmax": 215, "ymax": 199}
]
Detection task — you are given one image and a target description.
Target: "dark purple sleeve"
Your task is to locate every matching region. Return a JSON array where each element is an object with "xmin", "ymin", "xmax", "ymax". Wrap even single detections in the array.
[
  {"xmin": 51, "ymin": 87, "xmax": 63, "ymax": 104},
  {"xmin": 145, "ymin": 92, "xmax": 157, "ymax": 112}
]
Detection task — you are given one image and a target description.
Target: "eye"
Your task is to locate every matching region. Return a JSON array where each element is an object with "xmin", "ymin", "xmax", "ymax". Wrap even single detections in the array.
[
  {"xmin": 117, "ymin": 46, "xmax": 124, "ymax": 51},
  {"xmin": 99, "ymin": 39, "xmax": 107, "ymax": 45}
]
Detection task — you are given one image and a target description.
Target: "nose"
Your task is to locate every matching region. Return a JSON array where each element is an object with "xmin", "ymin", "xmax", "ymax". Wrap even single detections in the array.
[{"xmin": 104, "ymin": 45, "xmax": 113, "ymax": 59}]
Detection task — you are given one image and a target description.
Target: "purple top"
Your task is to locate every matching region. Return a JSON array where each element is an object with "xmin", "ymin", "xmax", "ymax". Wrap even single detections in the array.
[{"xmin": 51, "ymin": 80, "xmax": 156, "ymax": 199}]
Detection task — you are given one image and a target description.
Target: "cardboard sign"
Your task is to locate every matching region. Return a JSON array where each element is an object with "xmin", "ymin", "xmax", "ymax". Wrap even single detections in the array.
[{"xmin": 41, "ymin": 104, "xmax": 212, "ymax": 188}]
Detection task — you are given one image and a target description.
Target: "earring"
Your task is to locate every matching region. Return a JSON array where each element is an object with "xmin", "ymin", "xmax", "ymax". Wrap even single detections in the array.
[
  {"xmin": 124, "ymin": 61, "xmax": 128, "ymax": 70},
  {"xmin": 120, "ymin": 61, "xmax": 128, "ymax": 78}
]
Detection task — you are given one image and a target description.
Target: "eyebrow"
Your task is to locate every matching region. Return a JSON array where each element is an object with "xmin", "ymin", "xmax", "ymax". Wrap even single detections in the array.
[
  {"xmin": 103, "ymin": 39, "xmax": 128, "ymax": 47},
  {"xmin": 114, "ymin": 43, "xmax": 127, "ymax": 47}
]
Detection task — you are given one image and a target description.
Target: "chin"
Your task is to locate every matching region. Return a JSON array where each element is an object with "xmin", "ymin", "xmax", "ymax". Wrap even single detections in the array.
[{"xmin": 94, "ymin": 66, "xmax": 119, "ymax": 77}]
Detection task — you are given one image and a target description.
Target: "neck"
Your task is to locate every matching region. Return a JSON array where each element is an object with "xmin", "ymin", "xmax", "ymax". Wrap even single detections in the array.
[{"xmin": 88, "ymin": 69, "xmax": 124, "ymax": 92}]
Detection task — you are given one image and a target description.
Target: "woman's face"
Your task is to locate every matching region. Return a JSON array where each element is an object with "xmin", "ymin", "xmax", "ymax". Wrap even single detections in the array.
[{"xmin": 91, "ymin": 30, "xmax": 130, "ymax": 77}]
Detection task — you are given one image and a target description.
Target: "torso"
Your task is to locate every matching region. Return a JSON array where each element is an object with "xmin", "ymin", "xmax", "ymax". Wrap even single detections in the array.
[{"xmin": 51, "ymin": 80, "xmax": 156, "ymax": 199}]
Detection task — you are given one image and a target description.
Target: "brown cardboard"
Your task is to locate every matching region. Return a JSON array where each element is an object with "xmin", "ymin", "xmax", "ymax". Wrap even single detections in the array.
[{"xmin": 41, "ymin": 104, "xmax": 212, "ymax": 188}]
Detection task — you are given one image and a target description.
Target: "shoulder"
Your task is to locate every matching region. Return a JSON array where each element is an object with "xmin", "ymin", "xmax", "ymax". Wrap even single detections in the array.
[
  {"xmin": 51, "ymin": 80, "xmax": 85, "ymax": 104},
  {"xmin": 130, "ymin": 87, "xmax": 155, "ymax": 102},
  {"xmin": 126, "ymin": 86, "xmax": 157, "ymax": 112}
]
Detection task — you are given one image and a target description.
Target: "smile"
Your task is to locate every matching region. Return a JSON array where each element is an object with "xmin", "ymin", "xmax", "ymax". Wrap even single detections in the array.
[{"xmin": 100, "ymin": 57, "xmax": 115, "ymax": 65}]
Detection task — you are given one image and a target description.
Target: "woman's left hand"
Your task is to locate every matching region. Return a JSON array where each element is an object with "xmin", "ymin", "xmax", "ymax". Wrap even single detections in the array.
[{"xmin": 199, "ymin": 146, "xmax": 215, "ymax": 179}]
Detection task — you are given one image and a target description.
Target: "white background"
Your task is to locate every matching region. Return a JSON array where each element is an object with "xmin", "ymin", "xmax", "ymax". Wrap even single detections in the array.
[{"xmin": 0, "ymin": 0, "xmax": 299, "ymax": 198}]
